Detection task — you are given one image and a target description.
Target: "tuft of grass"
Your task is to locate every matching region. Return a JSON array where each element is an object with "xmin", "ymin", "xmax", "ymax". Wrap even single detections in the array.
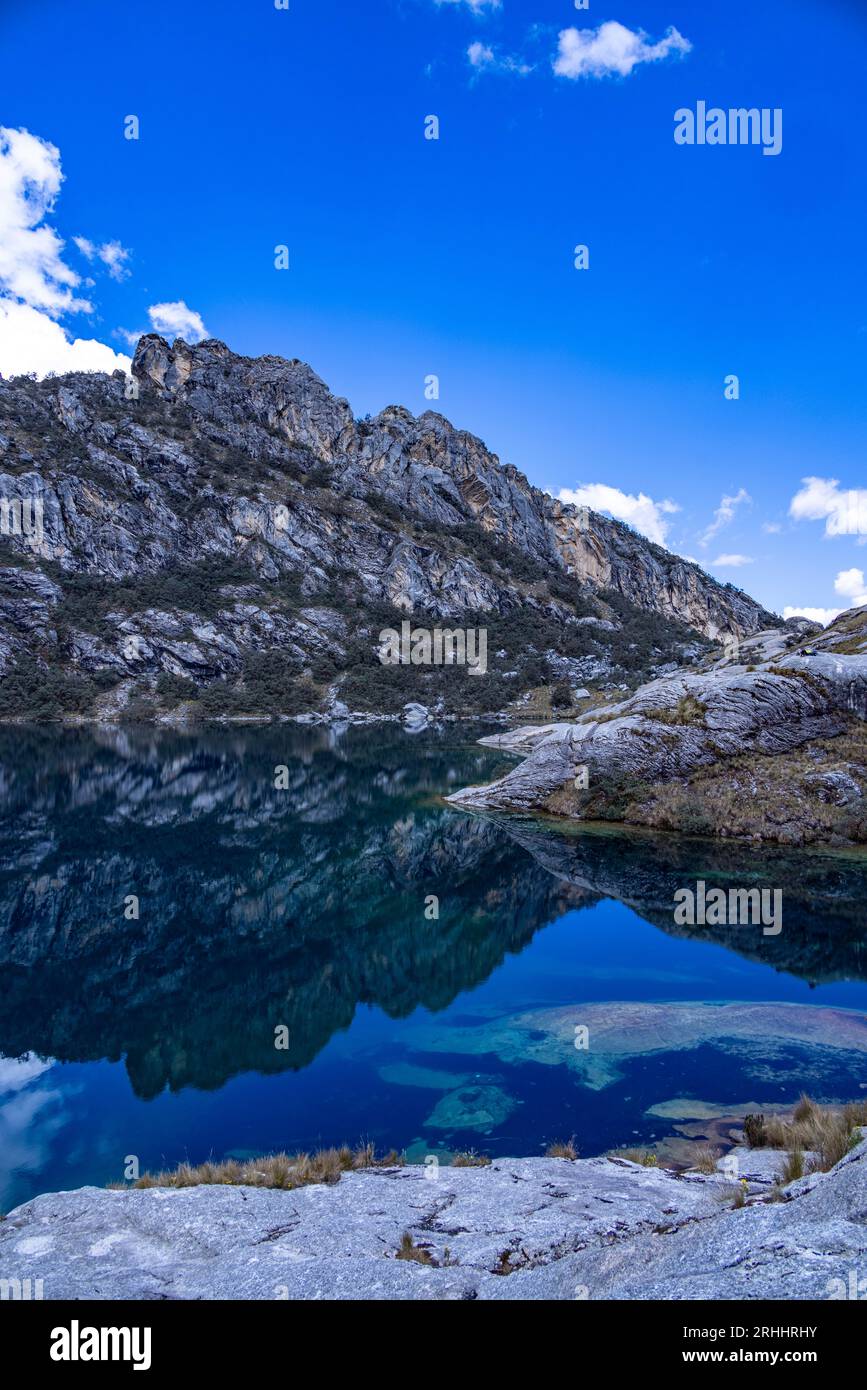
[
  {"xmin": 546, "ymin": 1138, "xmax": 579, "ymax": 1161},
  {"xmin": 692, "ymin": 1145, "xmax": 720, "ymax": 1175},
  {"xmin": 781, "ymin": 1147, "xmax": 805, "ymax": 1184},
  {"xmin": 395, "ymin": 1232, "xmax": 436, "ymax": 1266},
  {"xmin": 117, "ymin": 1144, "xmax": 403, "ymax": 1192},
  {"xmin": 609, "ymin": 1147, "xmax": 658, "ymax": 1167},
  {"xmin": 743, "ymin": 1097, "xmax": 865, "ymax": 1174},
  {"xmin": 717, "ymin": 1180, "xmax": 751, "ymax": 1210},
  {"xmin": 644, "ymin": 693, "xmax": 708, "ymax": 728},
  {"xmin": 451, "ymin": 1150, "xmax": 491, "ymax": 1167},
  {"xmin": 793, "ymin": 1094, "xmax": 818, "ymax": 1125}
]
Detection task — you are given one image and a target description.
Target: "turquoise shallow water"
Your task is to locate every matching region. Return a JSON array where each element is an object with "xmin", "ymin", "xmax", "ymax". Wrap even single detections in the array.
[{"xmin": 0, "ymin": 723, "xmax": 865, "ymax": 1209}]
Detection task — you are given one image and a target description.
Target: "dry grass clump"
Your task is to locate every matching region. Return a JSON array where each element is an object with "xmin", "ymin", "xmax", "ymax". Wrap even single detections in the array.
[
  {"xmin": 644, "ymin": 694, "xmax": 708, "ymax": 728},
  {"xmin": 743, "ymin": 1096, "xmax": 866, "ymax": 1173},
  {"xmin": 608, "ymin": 1147, "xmax": 658, "ymax": 1167},
  {"xmin": 725, "ymin": 1180, "xmax": 750, "ymax": 1209},
  {"xmin": 691, "ymin": 1145, "xmax": 720, "ymax": 1175},
  {"xmin": 546, "ymin": 1137, "xmax": 579, "ymax": 1160},
  {"xmin": 780, "ymin": 1147, "xmax": 805, "ymax": 1184},
  {"xmin": 120, "ymin": 1143, "xmax": 404, "ymax": 1191},
  {"xmin": 395, "ymin": 1232, "xmax": 436, "ymax": 1266},
  {"xmin": 450, "ymin": 1150, "xmax": 491, "ymax": 1167}
]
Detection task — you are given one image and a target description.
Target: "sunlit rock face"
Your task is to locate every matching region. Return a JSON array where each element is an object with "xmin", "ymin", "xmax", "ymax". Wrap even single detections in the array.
[{"xmin": 0, "ymin": 334, "xmax": 780, "ymax": 719}]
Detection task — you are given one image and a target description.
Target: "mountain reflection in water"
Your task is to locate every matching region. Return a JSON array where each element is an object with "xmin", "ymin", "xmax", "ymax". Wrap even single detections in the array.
[{"xmin": 0, "ymin": 723, "xmax": 865, "ymax": 1207}]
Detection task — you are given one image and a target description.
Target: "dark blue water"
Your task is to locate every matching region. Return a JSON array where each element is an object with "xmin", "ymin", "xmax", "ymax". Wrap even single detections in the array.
[{"xmin": 0, "ymin": 724, "xmax": 865, "ymax": 1209}]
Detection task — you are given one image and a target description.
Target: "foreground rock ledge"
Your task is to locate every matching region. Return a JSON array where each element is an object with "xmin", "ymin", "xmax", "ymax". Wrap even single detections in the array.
[{"xmin": 2, "ymin": 1139, "xmax": 865, "ymax": 1300}]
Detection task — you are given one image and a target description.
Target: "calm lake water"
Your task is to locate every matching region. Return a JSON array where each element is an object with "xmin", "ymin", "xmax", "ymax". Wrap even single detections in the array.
[{"xmin": 1, "ymin": 723, "xmax": 866, "ymax": 1210}]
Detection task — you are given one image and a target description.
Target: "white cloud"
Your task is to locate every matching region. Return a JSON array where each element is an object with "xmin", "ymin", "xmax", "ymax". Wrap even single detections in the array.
[
  {"xmin": 0, "ymin": 125, "xmax": 90, "ymax": 315},
  {"xmin": 553, "ymin": 21, "xmax": 691, "ymax": 80},
  {"xmin": 468, "ymin": 41, "xmax": 495, "ymax": 67},
  {"xmin": 467, "ymin": 40, "xmax": 532, "ymax": 74},
  {"xmin": 74, "ymin": 235, "xmax": 131, "ymax": 282},
  {"xmin": 147, "ymin": 300, "xmax": 209, "ymax": 343},
  {"xmin": 0, "ymin": 125, "xmax": 132, "ymax": 378},
  {"xmin": 783, "ymin": 606, "xmax": 840, "ymax": 627},
  {"xmin": 711, "ymin": 553, "xmax": 754, "ymax": 568},
  {"xmin": 700, "ymin": 487, "xmax": 751, "ymax": 546},
  {"xmin": 559, "ymin": 482, "xmax": 680, "ymax": 546},
  {"xmin": 781, "ymin": 569, "xmax": 867, "ymax": 630},
  {"xmin": 0, "ymin": 299, "xmax": 130, "ymax": 378},
  {"xmin": 834, "ymin": 567, "xmax": 867, "ymax": 607},
  {"xmin": 789, "ymin": 476, "xmax": 867, "ymax": 538},
  {"xmin": 762, "ymin": 521, "xmax": 782, "ymax": 534}
]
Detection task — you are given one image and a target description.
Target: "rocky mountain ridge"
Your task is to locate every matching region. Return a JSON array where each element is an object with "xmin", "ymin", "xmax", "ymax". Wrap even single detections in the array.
[{"xmin": 0, "ymin": 335, "xmax": 779, "ymax": 719}]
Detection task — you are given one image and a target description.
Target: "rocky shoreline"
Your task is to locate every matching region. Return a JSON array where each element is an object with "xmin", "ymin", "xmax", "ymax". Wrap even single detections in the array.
[
  {"xmin": 448, "ymin": 611, "xmax": 867, "ymax": 847},
  {"xmin": 2, "ymin": 1135, "xmax": 864, "ymax": 1300}
]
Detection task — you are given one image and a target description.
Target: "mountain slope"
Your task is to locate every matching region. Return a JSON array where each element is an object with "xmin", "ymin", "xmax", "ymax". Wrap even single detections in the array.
[{"xmin": 0, "ymin": 335, "xmax": 778, "ymax": 720}]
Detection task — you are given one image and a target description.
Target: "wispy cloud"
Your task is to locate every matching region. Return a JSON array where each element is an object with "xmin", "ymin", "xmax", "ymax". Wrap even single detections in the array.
[
  {"xmin": 73, "ymin": 235, "xmax": 131, "ymax": 282},
  {"xmin": 559, "ymin": 482, "xmax": 680, "ymax": 547},
  {"xmin": 553, "ymin": 21, "xmax": 691, "ymax": 81},
  {"xmin": 467, "ymin": 40, "xmax": 533, "ymax": 75},
  {"xmin": 700, "ymin": 487, "xmax": 751, "ymax": 547},
  {"xmin": 711, "ymin": 553, "xmax": 754, "ymax": 568},
  {"xmin": 436, "ymin": 0, "xmax": 501, "ymax": 12}
]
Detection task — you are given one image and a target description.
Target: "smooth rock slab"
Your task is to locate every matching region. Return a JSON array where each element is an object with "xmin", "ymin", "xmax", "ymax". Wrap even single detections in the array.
[{"xmin": 2, "ymin": 1142, "xmax": 864, "ymax": 1301}]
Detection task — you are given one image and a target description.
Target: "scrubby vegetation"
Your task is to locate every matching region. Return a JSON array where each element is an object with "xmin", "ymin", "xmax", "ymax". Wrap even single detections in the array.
[
  {"xmin": 608, "ymin": 1147, "xmax": 658, "ymax": 1167},
  {"xmin": 546, "ymin": 1138, "xmax": 579, "ymax": 1160},
  {"xmin": 743, "ymin": 1096, "xmax": 867, "ymax": 1173},
  {"xmin": 119, "ymin": 1143, "xmax": 404, "ymax": 1191},
  {"xmin": 645, "ymin": 694, "xmax": 708, "ymax": 727},
  {"xmin": 622, "ymin": 728, "xmax": 867, "ymax": 846}
]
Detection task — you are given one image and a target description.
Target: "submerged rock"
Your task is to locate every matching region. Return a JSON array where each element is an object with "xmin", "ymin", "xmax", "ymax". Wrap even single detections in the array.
[{"xmin": 424, "ymin": 1083, "xmax": 518, "ymax": 1131}]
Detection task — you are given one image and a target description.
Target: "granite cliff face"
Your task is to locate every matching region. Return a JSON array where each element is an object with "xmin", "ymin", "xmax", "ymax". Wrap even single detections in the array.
[{"xmin": 0, "ymin": 335, "xmax": 777, "ymax": 719}]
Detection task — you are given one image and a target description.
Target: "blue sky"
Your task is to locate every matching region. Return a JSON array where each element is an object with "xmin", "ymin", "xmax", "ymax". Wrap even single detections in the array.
[{"xmin": 1, "ymin": 0, "xmax": 866, "ymax": 622}]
